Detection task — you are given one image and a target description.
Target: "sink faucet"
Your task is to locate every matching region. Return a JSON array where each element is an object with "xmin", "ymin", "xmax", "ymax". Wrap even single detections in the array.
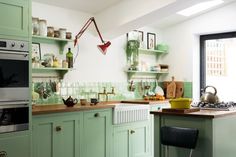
[
  {"xmin": 107, "ymin": 87, "xmax": 115, "ymax": 98},
  {"xmin": 98, "ymin": 87, "xmax": 115, "ymax": 101}
]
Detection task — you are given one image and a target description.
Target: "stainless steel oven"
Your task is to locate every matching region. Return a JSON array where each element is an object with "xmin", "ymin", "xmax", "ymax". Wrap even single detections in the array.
[
  {"xmin": 0, "ymin": 39, "xmax": 29, "ymax": 102},
  {"xmin": 0, "ymin": 38, "xmax": 29, "ymax": 133},
  {"xmin": 0, "ymin": 101, "xmax": 29, "ymax": 133}
]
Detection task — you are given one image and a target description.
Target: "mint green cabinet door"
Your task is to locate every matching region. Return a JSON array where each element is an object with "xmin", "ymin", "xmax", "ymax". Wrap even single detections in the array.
[
  {"xmin": 33, "ymin": 117, "xmax": 56, "ymax": 157},
  {"xmin": 0, "ymin": 0, "xmax": 29, "ymax": 38},
  {"xmin": 0, "ymin": 134, "xmax": 30, "ymax": 157},
  {"xmin": 82, "ymin": 109, "xmax": 112, "ymax": 157},
  {"xmin": 113, "ymin": 120, "xmax": 152, "ymax": 157},
  {"xmin": 132, "ymin": 122, "xmax": 151, "ymax": 157},
  {"xmin": 33, "ymin": 113, "xmax": 82, "ymax": 157},
  {"xmin": 59, "ymin": 116, "xmax": 82, "ymax": 157},
  {"xmin": 113, "ymin": 126, "xmax": 130, "ymax": 157}
]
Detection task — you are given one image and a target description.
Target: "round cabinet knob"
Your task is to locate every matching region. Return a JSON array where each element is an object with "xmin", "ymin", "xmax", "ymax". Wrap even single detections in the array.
[
  {"xmin": 94, "ymin": 113, "xmax": 99, "ymax": 117},
  {"xmin": 56, "ymin": 126, "xmax": 62, "ymax": 132},
  {"xmin": 130, "ymin": 130, "xmax": 135, "ymax": 134},
  {"xmin": 20, "ymin": 43, "xmax": 24, "ymax": 48},
  {"xmin": 11, "ymin": 42, "xmax": 15, "ymax": 47}
]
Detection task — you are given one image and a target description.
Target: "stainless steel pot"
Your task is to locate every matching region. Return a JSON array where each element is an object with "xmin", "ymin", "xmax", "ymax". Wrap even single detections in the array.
[{"xmin": 200, "ymin": 86, "xmax": 219, "ymax": 104}]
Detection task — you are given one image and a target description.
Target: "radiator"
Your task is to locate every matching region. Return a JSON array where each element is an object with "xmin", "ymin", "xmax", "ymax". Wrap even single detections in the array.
[{"xmin": 113, "ymin": 104, "xmax": 150, "ymax": 124}]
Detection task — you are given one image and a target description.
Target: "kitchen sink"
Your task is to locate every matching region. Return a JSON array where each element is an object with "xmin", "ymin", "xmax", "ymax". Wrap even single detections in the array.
[{"xmin": 113, "ymin": 104, "xmax": 150, "ymax": 124}]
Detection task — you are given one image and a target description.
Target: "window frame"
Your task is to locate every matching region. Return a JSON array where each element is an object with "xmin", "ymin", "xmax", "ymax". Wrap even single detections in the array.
[{"xmin": 200, "ymin": 31, "xmax": 236, "ymax": 93}]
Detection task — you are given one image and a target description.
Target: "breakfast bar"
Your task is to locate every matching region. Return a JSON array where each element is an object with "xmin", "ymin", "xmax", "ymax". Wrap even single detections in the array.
[{"xmin": 151, "ymin": 109, "xmax": 236, "ymax": 157}]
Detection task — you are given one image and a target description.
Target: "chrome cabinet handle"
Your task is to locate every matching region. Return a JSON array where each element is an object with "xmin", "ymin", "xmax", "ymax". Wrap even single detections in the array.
[
  {"xmin": 56, "ymin": 126, "xmax": 62, "ymax": 132},
  {"xmin": 94, "ymin": 113, "xmax": 100, "ymax": 117}
]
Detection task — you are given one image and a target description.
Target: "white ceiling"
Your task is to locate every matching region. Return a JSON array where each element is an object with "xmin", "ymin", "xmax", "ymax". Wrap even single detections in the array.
[
  {"xmin": 151, "ymin": 0, "xmax": 236, "ymax": 28},
  {"xmin": 32, "ymin": 0, "xmax": 124, "ymax": 14},
  {"xmin": 32, "ymin": 0, "xmax": 236, "ymax": 38}
]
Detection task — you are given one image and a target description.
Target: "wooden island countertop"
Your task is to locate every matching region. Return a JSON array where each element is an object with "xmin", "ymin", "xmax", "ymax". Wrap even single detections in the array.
[{"xmin": 150, "ymin": 109, "xmax": 236, "ymax": 118}]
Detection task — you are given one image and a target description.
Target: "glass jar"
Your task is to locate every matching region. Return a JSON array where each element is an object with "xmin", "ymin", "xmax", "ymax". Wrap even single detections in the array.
[
  {"xmin": 32, "ymin": 17, "xmax": 39, "ymax": 35},
  {"xmin": 39, "ymin": 19, "xmax": 47, "ymax": 36},
  {"xmin": 47, "ymin": 26, "xmax": 54, "ymax": 37},
  {"xmin": 66, "ymin": 32, "xmax": 72, "ymax": 39},
  {"xmin": 54, "ymin": 30, "xmax": 60, "ymax": 38},
  {"xmin": 62, "ymin": 60, "xmax": 68, "ymax": 68},
  {"xmin": 59, "ymin": 28, "xmax": 66, "ymax": 39}
]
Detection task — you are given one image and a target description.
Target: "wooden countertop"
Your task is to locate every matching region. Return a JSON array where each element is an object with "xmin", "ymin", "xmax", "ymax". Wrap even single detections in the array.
[
  {"xmin": 32, "ymin": 101, "xmax": 119, "ymax": 115},
  {"xmin": 32, "ymin": 100, "xmax": 169, "ymax": 115},
  {"xmin": 150, "ymin": 109, "xmax": 236, "ymax": 118}
]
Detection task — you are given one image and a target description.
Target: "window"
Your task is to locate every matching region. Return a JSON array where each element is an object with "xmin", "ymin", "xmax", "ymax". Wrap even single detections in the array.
[{"xmin": 200, "ymin": 32, "xmax": 236, "ymax": 101}]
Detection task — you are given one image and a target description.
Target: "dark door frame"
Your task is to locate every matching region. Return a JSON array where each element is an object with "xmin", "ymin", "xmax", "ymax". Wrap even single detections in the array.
[{"xmin": 200, "ymin": 31, "xmax": 236, "ymax": 93}]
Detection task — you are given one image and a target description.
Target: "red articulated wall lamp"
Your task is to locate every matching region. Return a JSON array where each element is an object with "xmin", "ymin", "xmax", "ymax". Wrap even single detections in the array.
[{"xmin": 74, "ymin": 17, "xmax": 111, "ymax": 55}]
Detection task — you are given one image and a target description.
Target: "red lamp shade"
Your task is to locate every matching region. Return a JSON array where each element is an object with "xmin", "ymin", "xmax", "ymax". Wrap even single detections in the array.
[
  {"xmin": 74, "ymin": 17, "xmax": 111, "ymax": 55},
  {"xmin": 97, "ymin": 41, "xmax": 111, "ymax": 55}
]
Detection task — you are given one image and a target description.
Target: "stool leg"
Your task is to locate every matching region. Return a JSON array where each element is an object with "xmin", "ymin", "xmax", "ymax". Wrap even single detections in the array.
[
  {"xmin": 189, "ymin": 149, "xmax": 193, "ymax": 157},
  {"xmin": 165, "ymin": 146, "xmax": 169, "ymax": 157}
]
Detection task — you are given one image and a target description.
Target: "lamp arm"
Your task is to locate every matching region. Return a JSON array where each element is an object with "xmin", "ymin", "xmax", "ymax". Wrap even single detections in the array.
[
  {"xmin": 74, "ymin": 17, "xmax": 93, "ymax": 46},
  {"xmin": 92, "ymin": 18, "xmax": 105, "ymax": 43},
  {"xmin": 74, "ymin": 17, "xmax": 106, "ymax": 47}
]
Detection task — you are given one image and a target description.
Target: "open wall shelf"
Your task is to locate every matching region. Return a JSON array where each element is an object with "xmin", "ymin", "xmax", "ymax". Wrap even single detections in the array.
[{"xmin": 32, "ymin": 35, "xmax": 73, "ymax": 54}]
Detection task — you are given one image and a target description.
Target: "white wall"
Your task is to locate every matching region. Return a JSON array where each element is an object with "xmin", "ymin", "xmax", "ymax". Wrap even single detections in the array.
[
  {"xmin": 161, "ymin": 1, "xmax": 236, "ymax": 100},
  {"xmin": 32, "ymin": 2, "xmax": 162, "ymax": 83}
]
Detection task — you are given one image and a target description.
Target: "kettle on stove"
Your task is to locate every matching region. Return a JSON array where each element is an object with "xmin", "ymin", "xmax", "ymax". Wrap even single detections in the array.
[{"xmin": 200, "ymin": 86, "xmax": 219, "ymax": 104}]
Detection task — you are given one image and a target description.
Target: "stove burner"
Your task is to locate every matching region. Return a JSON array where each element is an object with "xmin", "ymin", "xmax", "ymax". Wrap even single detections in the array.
[{"xmin": 195, "ymin": 101, "xmax": 236, "ymax": 111}]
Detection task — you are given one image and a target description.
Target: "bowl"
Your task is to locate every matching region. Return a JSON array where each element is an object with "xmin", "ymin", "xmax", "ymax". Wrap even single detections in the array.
[{"xmin": 169, "ymin": 98, "xmax": 192, "ymax": 109}]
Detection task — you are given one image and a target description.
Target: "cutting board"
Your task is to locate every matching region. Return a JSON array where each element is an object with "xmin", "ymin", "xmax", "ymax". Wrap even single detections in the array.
[
  {"xmin": 163, "ymin": 80, "xmax": 184, "ymax": 98},
  {"xmin": 166, "ymin": 76, "xmax": 176, "ymax": 99},
  {"xmin": 162, "ymin": 108, "xmax": 200, "ymax": 113}
]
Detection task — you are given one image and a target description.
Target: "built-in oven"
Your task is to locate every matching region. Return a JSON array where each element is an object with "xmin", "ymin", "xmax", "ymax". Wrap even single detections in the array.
[
  {"xmin": 0, "ymin": 38, "xmax": 29, "ymax": 102},
  {"xmin": 0, "ymin": 101, "xmax": 29, "ymax": 133},
  {"xmin": 0, "ymin": 38, "xmax": 29, "ymax": 133}
]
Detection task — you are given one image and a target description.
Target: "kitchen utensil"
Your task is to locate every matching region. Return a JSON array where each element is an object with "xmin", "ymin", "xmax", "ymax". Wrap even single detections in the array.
[
  {"xmin": 175, "ymin": 82, "xmax": 184, "ymax": 98},
  {"xmin": 163, "ymin": 81, "xmax": 184, "ymax": 98},
  {"xmin": 200, "ymin": 86, "xmax": 219, "ymax": 104},
  {"xmin": 154, "ymin": 80, "xmax": 164, "ymax": 96},
  {"xmin": 166, "ymin": 76, "xmax": 176, "ymax": 99},
  {"xmin": 62, "ymin": 96, "xmax": 78, "ymax": 107},
  {"xmin": 129, "ymin": 80, "xmax": 135, "ymax": 91}
]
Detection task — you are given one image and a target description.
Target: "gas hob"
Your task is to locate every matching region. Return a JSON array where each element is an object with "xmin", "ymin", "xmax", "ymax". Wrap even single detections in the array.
[{"xmin": 195, "ymin": 101, "xmax": 236, "ymax": 111}]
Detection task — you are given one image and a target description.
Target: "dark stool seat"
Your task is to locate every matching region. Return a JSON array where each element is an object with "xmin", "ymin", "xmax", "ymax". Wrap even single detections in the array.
[{"xmin": 160, "ymin": 126, "xmax": 199, "ymax": 157}]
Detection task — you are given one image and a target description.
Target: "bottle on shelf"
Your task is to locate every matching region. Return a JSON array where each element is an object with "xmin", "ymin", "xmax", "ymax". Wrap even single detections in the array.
[{"xmin": 66, "ymin": 48, "xmax": 73, "ymax": 68}]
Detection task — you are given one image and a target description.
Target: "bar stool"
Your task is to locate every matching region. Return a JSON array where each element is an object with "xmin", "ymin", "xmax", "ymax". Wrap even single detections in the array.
[{"xmin": 160, "ymin": 126, "xmax": 199, "ymax": 157}]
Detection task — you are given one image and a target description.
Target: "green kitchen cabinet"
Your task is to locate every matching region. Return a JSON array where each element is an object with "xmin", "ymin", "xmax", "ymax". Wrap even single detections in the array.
[
  {"xmin": 82, "ymin": 109, "xmax": 112, "ymax": 157},
  {"xmin": 0, "ymin": 132, "xmax": 30, "ymax": 157},
  {"xmin": 33, "ymin": 112, "xmax": 83, "ymax": 157},
  {"xmin": 113, "ymin": 120, "xmax": 152, "ymax": 157},
  {"xmin": 0, "ymin": 0, "xmax": 30, "ymax": 39},
  {"xmin": 153, "ymin": 114, "xmax": 236, "ymax": 157}
]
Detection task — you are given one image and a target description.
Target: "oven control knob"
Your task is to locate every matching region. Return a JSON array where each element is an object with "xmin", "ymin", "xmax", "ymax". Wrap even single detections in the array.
[
  {"xmin": 11, "ymin": 42, "xmax": 15, "ymax": 47},
  {"xmin": 20, "ymin": 43, "xmax": 25, "ymax": 48}
]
